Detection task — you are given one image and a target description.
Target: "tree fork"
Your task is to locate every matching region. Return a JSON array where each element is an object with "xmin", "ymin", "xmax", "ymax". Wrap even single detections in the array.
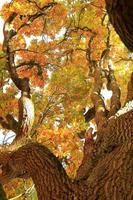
[{"xmin": 0, "ymin": 106, "xmax": 133, "ymax": 200}]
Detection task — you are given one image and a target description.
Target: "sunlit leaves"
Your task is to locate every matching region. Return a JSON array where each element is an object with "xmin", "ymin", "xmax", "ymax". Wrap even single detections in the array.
[
  {"xmin": 37, "ymin": 126, "xmax": 83, "ymax": 177},
  {"xmin": 45, "ymin": 3, "xmax": 68, "ymax": 38},
  {"xmin": 10, "ymin": 0, "xmax": 37, "ymax": 15},
  {"xmin": 0, "ymin": 0, "xmax": 132, "ymax": 197},
  {"xmin": 11, "ymin": 34, "xmax": 26, "ymax": 49}
]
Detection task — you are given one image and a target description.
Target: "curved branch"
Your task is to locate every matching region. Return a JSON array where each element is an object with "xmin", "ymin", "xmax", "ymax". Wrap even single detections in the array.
[
  {"xmin": 91, "ymin": 64, "xmax": 107, "ymax": 131},
  {"xmin": 84, "ymin": 107, "xmax": 109, "ymax": 123},
  {"xmin": 0, "ymin": 111, "xmax": 133, "ymax": 200},
  {"xmin": 107, "ymin": 62, "xmax": 121, "ymax": 117},
  {"xmin": 0, "ymin": 143, "xmax": 88, "ymax": 199},
  {"xmin": 3, "ymin": 12, "xmax": 30, "ymax": 94},
  {"xmin": 2, "ymin": 12, "xmax": 35, "ymax": 143}
]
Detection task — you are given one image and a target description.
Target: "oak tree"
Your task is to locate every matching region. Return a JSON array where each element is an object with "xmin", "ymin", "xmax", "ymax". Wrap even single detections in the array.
[{"xmin": 0, "ymin": 0, "xmax": 132, "ymax": 199}]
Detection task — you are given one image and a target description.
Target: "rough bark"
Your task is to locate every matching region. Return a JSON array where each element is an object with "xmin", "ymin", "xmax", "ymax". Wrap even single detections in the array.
[
  {"xmin": 0, "ymin": 104, "xmax": 132, "ymax": 199},
  {"xmin": 76, "ymin": 127, "xmax": 95, "ymax": 180},
  {"xmin": 0, "ymin": 143, "xmax": 88, "ymax": 200},
  {"xmin": 0, "ymin": 2, "xmax": 133, "ymax": 199},
  {"xmin": 105, "ymin": 0, "xmax": 133, "ymax": 51},
  {"xmin": 91, "ymin": 64, "xmax": 107, "ymax": 131}
]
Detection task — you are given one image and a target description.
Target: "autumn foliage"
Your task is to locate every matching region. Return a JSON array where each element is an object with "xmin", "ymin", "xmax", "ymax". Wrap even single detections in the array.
[{"xmin": 0, "ymin": 0, "xmax": 132, "ymax": 199}]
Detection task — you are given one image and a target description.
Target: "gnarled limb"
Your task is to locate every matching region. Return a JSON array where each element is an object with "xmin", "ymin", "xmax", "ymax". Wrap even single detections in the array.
[
  {"xmin": 76, "ymin": 64, "xmax": 109, "ymax": 181},
  {"xmin": 107, "ymin": 61, "xmax": 121, "ymax": 117},
  {"xmin": 91, "ymin": 64, "xmax": 107, "ymax": 131},
  {"xmin": 1, "ymin": 2, "xmax": 57, "ymax": 142},
  {"xmin": 2, "ymin": 13, "xmax": 34, "ymax": 143},
  {"xmin": 3, "ymin": 13, "xmax": 30, "ymax": 94},
  {"xmin": 0, "ymin": 107, "xmax": 133, "ymax": 200},
  {"xmin": 0, "ymin": 143, "xmax": 88, "ymax": 200}
]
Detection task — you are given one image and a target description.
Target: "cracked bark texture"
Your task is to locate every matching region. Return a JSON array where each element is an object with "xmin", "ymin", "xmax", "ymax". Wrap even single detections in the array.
[
  {"xmin": 105, "ymin": 0, "xmax": 133, "ymax": 51},
  {"xmin": 0, "ymin": 1, "xmax": 133, "ymax": 199},
  {"xmin": 0, "ymin": 105, "xmax": 133, "ymax": 199}
]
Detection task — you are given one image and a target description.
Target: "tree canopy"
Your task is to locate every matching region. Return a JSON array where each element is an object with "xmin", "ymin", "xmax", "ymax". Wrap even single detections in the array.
[{"xmin": 0, "ymin": 0, "xmax": 132, "ymax": 199}]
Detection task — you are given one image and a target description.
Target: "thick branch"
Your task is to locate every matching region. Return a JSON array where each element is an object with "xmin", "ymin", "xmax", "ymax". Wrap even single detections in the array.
[
  {"xmin": 91, "ymin": 64, "xmax": 107, "ymax": 130},
  {"xmin": 0, "ymin": 97, "xmax": 35, "ymax": 142},
  {"xmin": 3, "ymin": 12, "xmax": 30, "ymax": 94},
  {"xmin": 2, "ymin": 12, "xmax": 35, "ymax": 143},
  {"xmin": 0, "ymin": 109, "xmax": 133, "ymax": 200},
  {"xmin": 0, "ymin": 143, "xmax": 88, "ymax": 200},
  {"xmin": 76, "ymin": 127, "xmax": 95, "ymax": 180},
  {"xmin": 107, "ymin": 62, "xmax": 121, "ymax": 117},
  {"xmin": 16, "ymin": 96, "xmax": 35, "ymax": 141}
]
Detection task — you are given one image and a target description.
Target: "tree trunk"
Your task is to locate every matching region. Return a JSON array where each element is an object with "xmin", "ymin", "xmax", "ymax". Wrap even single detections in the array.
[
  {"xmin": 105, "ymin": 0, "xmax": 133, "ymax": 51},
  {"xmin": 0, "ymin": 1, "xmax": 132, "ymax": 199},
  {"xmin": 0, "ymin": 143, "xmax": 88, "ymax": 200},
  {"xmin": 0, "ymin": 104, "xmax": 133, "ymax": 199}
]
